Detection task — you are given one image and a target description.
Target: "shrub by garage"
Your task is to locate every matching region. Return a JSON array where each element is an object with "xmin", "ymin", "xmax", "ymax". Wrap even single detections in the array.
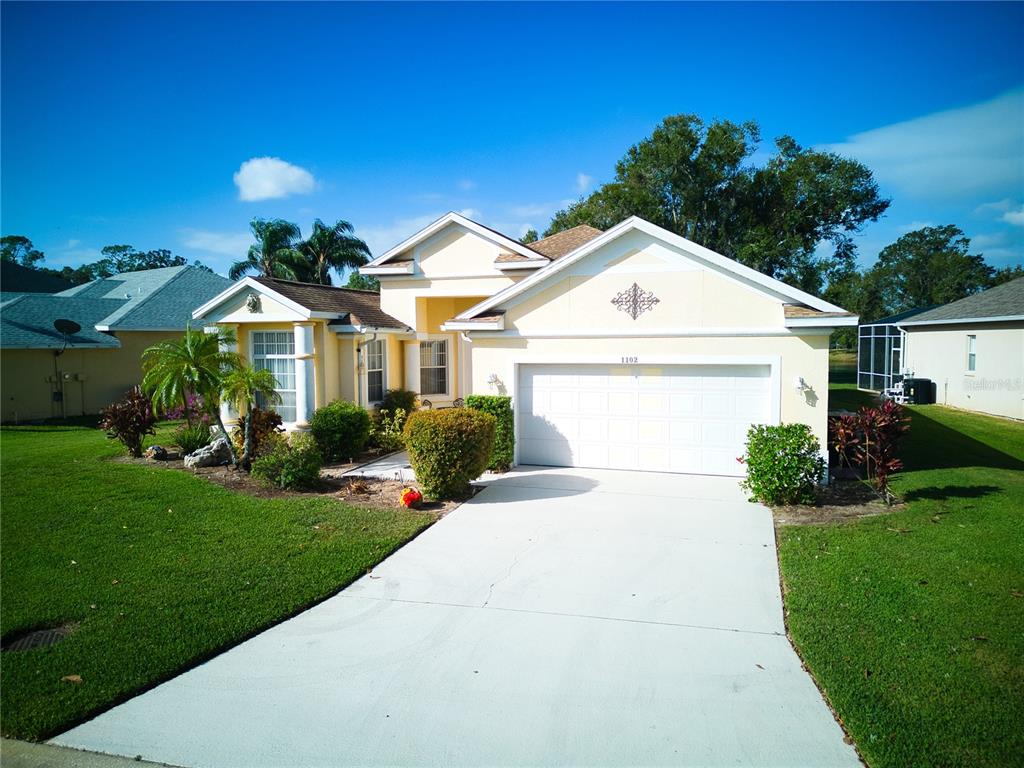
[
  {"xmin": 464, "ymin": 395, "xmax": 514, "ymax": 471},
  {"xmin": 309, "ymin": 400, "xmax": 371, "ymax": 462},
  {"xmin": 740, "ymin": 423, "xmax": 825, "ymax": 505},
  {"xmin": 404, "ymin": 408, "xmax": 496, "ymax": 499}
]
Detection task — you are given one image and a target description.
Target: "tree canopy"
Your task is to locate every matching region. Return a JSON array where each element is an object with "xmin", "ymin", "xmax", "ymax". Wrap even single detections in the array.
[
  {"xmin": 295, "ymin": 219, "xmax": 371, "ymax": 285},
  {"xmin": 229, "ymin": 219, "xmax": 304, "ymax": 281},
  {"xmin": 546, "ymin": 115, "xmax": 890, "ymax": 293},
  {"xmin": 1, "ymin": 235, "xmax": 45, "ymax": 267}
]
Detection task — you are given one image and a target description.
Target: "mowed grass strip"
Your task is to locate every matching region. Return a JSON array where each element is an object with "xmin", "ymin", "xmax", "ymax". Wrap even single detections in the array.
[
  {"xmin": 0, "ymin": 424, "xmax": 434, "ymax": 741},
  {"xmin": 778, "ymin": 357, "xmax": 1024, "ymax": 766}
]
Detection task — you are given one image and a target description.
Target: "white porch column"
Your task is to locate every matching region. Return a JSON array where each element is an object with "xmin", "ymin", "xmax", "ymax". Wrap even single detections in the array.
[
  {"xmin": 293, "ymin": 322, "xmax": 315, "ymax": 427},
  {"xmin": 205, "ymin": 324, "xmax": 238, "ymax": 429}
]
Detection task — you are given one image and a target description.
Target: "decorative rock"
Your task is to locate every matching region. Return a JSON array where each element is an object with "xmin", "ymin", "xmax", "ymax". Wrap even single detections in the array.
[
  {"xmin": 144, "ymin": 445, "xmax": 168, "ymax": 461},
  {"xmin": 183, "ymin": 437, "xmax": 232, "ymax": 469}
]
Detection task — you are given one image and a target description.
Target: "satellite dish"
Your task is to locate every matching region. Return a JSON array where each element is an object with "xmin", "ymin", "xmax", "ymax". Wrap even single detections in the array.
[
  {"xmin": 53, "ymin": 319, "xmax": 82, "ymax": 356},
  {"xmin": 54, "ymin": 319, "xmax": 81, "ymax": 336}
]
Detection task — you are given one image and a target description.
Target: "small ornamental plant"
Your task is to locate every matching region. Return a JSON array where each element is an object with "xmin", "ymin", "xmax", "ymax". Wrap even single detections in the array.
[
  {"xmin": 99, "ymin": 386, "xmax": 157, "ymax": 458},
  {"xmin": 739, "ymin": 423, "xmax": 825, "ymax": 506},
  {"xmin": 829, "ymin": 400, "xmax": 910, "ymax": 504},
  {"xmin": 400, "ymin": 487, "xmax": 423, "ymax": 509}
]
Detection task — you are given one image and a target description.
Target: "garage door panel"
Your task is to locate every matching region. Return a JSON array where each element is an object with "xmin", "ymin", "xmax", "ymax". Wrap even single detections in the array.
[{"xmin": 519, "ymin": 364, "xmax": 771, "ymax": 477}]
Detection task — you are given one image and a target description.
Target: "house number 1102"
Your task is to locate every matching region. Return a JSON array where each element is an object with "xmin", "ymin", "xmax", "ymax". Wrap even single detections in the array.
[{"xmin": 621, "ymin": 356, "xmax": 638, "ymax": 364}]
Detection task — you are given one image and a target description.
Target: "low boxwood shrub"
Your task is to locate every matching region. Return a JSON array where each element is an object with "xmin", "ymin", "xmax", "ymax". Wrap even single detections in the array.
[
  {"xmin": 174, "ymin": 421, "xmax": 212, "ymax": 455},
  {"xmin": 309, "ymin": 400, "xmax": 371, "ymax": 462},
  {"xmin": 404, "ymin": 408, "xmax": 496, "ymax": 499},
  {"xmin": 99, "ymin": 386, "xmax": 157, "ymax": 457},
  {"xmin": 251, "ymin": 432, "xmax": 323, "ymax": 490},
  {"xmin": 740, "ymin": 423, "xmax": 825, "ymax": 505},
  {"xmin": 464, "ymin": 395, "xmax": 514, "ymax": 471}
]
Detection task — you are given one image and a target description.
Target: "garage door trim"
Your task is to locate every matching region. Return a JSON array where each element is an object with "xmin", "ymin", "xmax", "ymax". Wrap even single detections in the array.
[{"xmin": 510, "ymin": 354, "xmax": 782, "ymax": 470}]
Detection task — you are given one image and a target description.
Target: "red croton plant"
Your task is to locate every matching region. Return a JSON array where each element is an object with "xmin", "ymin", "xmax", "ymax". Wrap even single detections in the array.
[{"xmin": 829, "ymin": 399, "xmax": 911, "ymax": 504}]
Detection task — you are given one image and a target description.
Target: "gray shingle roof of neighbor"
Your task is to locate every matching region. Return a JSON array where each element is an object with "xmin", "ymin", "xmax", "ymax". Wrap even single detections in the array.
[
  {"xmin": 862, "ymin": 306, "xmax": 938, "ymax": 326},
  {"xmin": 253, "ymin": 278, "xmax": 410, "ymax": 330},
  {"xmin": 1, "ymin": 266, "xmax": 233, "ymax": 349},
  {"xmin": 900, "ymin": 277, "xmax": 1024, "ymax": 325}
]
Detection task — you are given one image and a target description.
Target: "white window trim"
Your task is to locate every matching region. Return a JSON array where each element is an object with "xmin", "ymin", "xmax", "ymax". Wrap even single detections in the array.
[
  {"xmin": 365, "ymin": 338, "xmax": 387, "ymax": 406},
  {"xmin": 418, "ymin": 334, "xmax": 451, "ymax": 399},
  {"xmin": 966, "ymin": 334, "xmax": 977, "ymax": 375},
  {"xmin": 250, "ymin": 329, "xmax": 299, "ymax": 426}
]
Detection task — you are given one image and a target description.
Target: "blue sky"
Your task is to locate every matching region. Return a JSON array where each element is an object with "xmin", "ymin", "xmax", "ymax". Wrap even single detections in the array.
[{"xmin": 2, "ymin": 1, "xmax": 1022, "ymax": 277}]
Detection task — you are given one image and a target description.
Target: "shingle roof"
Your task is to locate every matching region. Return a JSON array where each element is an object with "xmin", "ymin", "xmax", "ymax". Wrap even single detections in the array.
[
  {"xmin": 1, "ymin": 261, "xmax": 74, "ymax": 293},
  {"xmin": 783, "ymin": 305, "xmax": 856, "ymax": 319},
  {"xmin": 901, "ymin": 278, "xmax": 1024, "ymax": 325},
  {"xmin": 1, "ymin": 266, "xmax": 233, "ymax": 349},
  {"xmin": 527, "ymin": 225, "xmax": 604, "ymax": 259},
  {"xmin": 1, "ymin": 295, "xmax": 124, "ymax": 349},
  {"xmin": 253, "ymin": 278, "xmax": 410, "ymax": 330}
]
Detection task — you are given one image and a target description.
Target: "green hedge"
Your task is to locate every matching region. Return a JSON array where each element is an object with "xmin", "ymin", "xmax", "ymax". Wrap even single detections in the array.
[
  {"xmin": 309, "ymin": 400, "xmax": 371, "ymax": 462},
  {"xmin": 404, "ymin": 408, "xmax": 496, "ymax": 499},
  {"xmin": 739, "ymin": 423, "xmax": 825, "ymax": 505},
  {"xmin": 464, "ymin": 395, "xmax": 514, "ymax": 471},
  {"xmin": 251, "ymin": 432, "xmax": 323, "ymax": 490}
]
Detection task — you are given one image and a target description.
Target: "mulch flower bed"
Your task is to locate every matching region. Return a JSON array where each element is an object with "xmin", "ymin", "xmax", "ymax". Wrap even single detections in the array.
[
  {"xmin": 117, "ymin": 452, "xmax": 463, "ymax": 514},
  {"xmin": 772, "ymin": 479, "xmax": 903, "ymax": 526}
]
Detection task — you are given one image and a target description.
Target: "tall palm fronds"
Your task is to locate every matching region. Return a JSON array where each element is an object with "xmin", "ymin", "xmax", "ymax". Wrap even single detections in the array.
[
  {"xmin": 141, "ymin": 326, "xmax": 241, "ymax": 463},
  {"xmin": 221, "ymin": 365, "xmax": 281, "ymax": 468},
  {"xmin": 295, "ymin": 219, "xmax": 371, "ymax": 285},
  {"xmin": 229, "ymin": 218, "xmax": 303, "ymax": 280}
]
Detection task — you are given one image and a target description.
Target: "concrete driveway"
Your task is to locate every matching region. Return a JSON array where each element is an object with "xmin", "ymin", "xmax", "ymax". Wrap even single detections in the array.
[{"xmin": 54, "ymin": 467, "xmax": 860, "ymax": 767}]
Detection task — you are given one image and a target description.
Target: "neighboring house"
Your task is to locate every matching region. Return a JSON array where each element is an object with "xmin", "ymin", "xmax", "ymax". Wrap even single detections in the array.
[
  {"xmin": 899, "ymin": 277, "xmax": 1023, "ymax": 419},
  {"xmin": 856, "ymin": 306, "xmax": 935, "ymax": 392},
  {"xmin": 1, "ymin": 266, "xmax": 232, "ymax": 421},
  {"xmin": 196, "ymin": 213, "xmax": 856, "ymax": 477}
]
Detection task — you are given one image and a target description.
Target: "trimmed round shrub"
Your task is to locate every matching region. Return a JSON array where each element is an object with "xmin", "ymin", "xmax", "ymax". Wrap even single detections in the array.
[
  {"xmin": 404, "ymin": 408, "xmax": 496, "ymax": 500},
  {"xmin": 251, "ymin": 432, "xmax": 323, "ymax": 490},
  {"xmin": 740, "ymin": 423, "xmax": 825, "ymax": 505},
  {"xmin": 309, "ymin": 400, "xmax": 371, "ymax": 462},
  {"xmin": 464, "ymin": 395, "xmax": 514, "ymax": 471},
  {"xmin": 379, "ymin": 388, "xmax": 418, "ymax": 420}
]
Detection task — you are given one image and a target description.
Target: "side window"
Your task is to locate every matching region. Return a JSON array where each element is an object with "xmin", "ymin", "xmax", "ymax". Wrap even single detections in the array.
[{"xmin": 966, "ymin": 334, "xmax": 977, "ymax": 372}]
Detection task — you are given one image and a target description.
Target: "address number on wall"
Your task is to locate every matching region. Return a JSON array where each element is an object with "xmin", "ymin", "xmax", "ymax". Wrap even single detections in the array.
[{"xmin": 621, "ymin": 356, "xmax": 639, "ymax": 364}]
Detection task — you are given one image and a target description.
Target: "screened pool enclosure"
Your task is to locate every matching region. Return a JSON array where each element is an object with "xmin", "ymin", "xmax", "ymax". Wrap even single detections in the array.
[{"xmin": 856, "ymin": 308, "xmax": 932, "ymax": 391}]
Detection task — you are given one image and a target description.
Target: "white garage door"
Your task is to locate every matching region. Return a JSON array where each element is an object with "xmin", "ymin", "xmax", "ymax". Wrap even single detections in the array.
[{"xmin": 518, "ymin": 364, "xmax": 772, "ymax": 477}]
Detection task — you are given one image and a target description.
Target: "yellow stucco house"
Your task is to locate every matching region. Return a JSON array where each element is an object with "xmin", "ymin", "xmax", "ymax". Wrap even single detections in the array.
[{"xmin": 194, "ymin": 213, "xmax": 857, "ymax": 476}]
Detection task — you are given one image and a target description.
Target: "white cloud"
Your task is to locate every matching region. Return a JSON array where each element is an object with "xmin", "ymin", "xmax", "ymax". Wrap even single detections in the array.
[
  {"xmin": 575, "ymin": 173, "xmax": 593, "ymax": 193},
  {"xmin": 1001, "ymin": 205, "xmax": 1024, "ymax": 227},
  {"xmin": 975, "ymin": 198, "xmax": 1014, "ymax": 215},
  {"xmin": 233, "ymin": 157, "xmax": 316, "ymax": 202},
  {"xmin": 457, "ymin": 179, "xmax": 476, "ymax": 191},
  {"xmin": 66, "ymin": 238, "xmax": 81, "ymax": 249},
  {"xmin": 968, "ymin": 229, "xmax": 1024, "ymax": 266},
  {"xmin": 822, "ymin": 88, "xmax": 1024, "ymax": 201},
  {"xmin": 181, "ymin": 228, "xmax": 251, "ymax": 257}
]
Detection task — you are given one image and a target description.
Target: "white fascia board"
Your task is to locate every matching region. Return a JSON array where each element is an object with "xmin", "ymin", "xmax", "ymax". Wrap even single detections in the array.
[
  {"xmin": 360, "ymin": 263, "xmax": 415, "ymax": 276},
  {"xmin": 785, "ymin": 315, "xmax": 859, "ymax": 328},
  {"xmin": 465, "ymin": 326, "xmax": 834, "ymax": 339},
  {"xmin": 455, "ymin": 216, "xmax": 847, "ymax": 321},
  {"xmin": 899, "ymin": 314, "xmax": 1024, "ymax": 327},
  {"xmin": 494, "ymin": 260, "xmax": 549, "ymax": 271},
  {"xmin": 364, "ymin": 211, "xmax": 544, "ymax": 267},
  {"xmin": 190, "ymin": 277, "xmax": 313, "ymax": 321},
  {"xmin": 329, "ymin": 323, "xmax": 412, "ymax": 335},
  {"xmin": 440, "ymin": 318, "xmax": 505, "ymax": 332}
]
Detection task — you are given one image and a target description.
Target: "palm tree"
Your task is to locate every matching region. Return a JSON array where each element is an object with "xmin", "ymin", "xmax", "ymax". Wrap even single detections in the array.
[
  {"xmin": 141, "ymin": 326, "xmax": 240, "ymax": 464},
  {"xmin": 229, "ymin": 218, "xmax": 303, "ymax": 280},
  {"xmin": 221, "ymin": 365, "xmax": 281, "ymax": 469},
  {"xmin": 295, "ymin": 219, "xmax": 371, "ymax": 285}
]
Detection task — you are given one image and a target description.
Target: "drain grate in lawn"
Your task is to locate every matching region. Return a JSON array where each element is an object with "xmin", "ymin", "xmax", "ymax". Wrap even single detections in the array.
[{"xmin": 2, "ymin": 624, "xmax": 76, "ymax": 652}]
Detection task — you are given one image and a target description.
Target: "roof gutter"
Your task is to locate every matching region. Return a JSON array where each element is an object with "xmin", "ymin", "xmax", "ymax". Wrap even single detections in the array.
[{"xmin": 898, "ymin": 314, "xmax": 1024, "ymax": 327}]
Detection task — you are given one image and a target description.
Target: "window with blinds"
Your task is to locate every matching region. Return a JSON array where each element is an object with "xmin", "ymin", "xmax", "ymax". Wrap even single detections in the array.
[
  {"xmin": 419, "ymin": 339, "xmax": 448, "ymax": 395},
  {"xmin": 252, "ymin": 330, "xmax": 297, "ymax": 422},
  {"xmin": 366, "ymin": 339, "xmax": 385, "ymax": 403}
]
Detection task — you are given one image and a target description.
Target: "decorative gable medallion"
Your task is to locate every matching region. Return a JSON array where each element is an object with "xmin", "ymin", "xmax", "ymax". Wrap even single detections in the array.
[
  {"xmin": 611, "ymin": 283, "xmax": 659, "ymax": 320},
  {"xmin": 246, "ymin": 293, "xmax": 261, "ymax": 313}
]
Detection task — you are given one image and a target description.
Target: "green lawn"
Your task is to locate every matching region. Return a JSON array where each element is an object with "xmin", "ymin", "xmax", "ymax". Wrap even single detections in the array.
[
  {"xmin": 0, "ymin": 424, "xmax": 434, "ymax": 741},
  {"xmin": 777, "ymin": 352, "xmax": 1024, "ymax": 766}
]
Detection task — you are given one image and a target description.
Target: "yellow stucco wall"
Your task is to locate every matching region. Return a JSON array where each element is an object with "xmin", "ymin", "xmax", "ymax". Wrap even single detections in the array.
[{"xmin": 1, "ymin": 331, "xmax": 181, "ymax": 421}]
